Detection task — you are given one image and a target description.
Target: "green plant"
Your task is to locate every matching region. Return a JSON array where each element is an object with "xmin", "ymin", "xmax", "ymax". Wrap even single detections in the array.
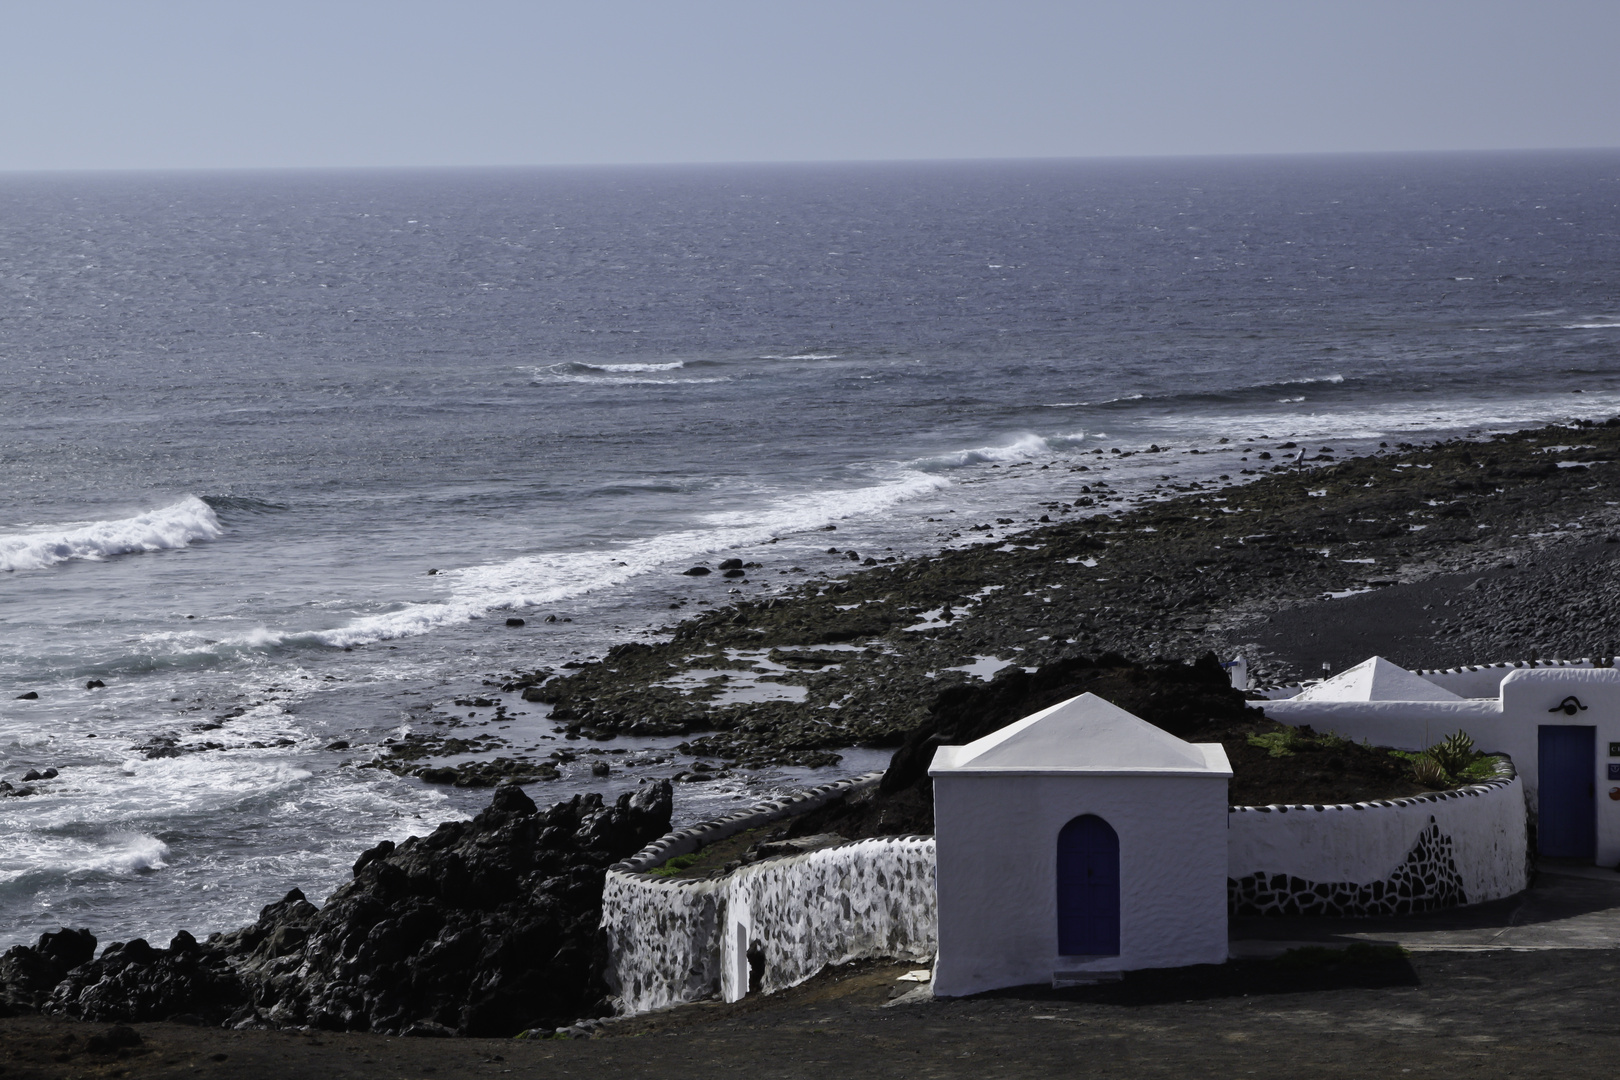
[
  {"xmin": 648, "ymin": 853, "xmax": 702, "ymax": 878},
  {"xmin": 1247, "ymin": 728, "xmax": 1310, "ymax": 757},
  {"xmin": 1246, "ymin": 726, "xmax": 1356, "ymax": 758},
  {"xmin": 1316, "ymin": 731, "xmax": 1354, "ymax": 752},
  {"xmin": 1429, "ymin": 730, "xmax": 1476, "ymax": 776},
  {"xmin": 1409, "ymin": 754, "xmax": 1449, "ymax": 788}
]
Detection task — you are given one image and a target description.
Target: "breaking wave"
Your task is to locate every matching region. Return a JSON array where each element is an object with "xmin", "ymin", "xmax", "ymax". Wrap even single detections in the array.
[
  {"xmin": 568, "ymin": 361, "xmax": 687, "ymax": 373},
  {"xmin": 528, "ymin": 361, "xmax": 728, "ymax": 386},
  {"xmin": 911, "ymin": 431, "xmax": 1093, "ymax": 471},
  {"xmin": 236, "ymin": 472, "xmax": 950, "ymax": 648},
  {"xmin": 0, "ymin": 496, "xmax": 223, "ymax": 572}
]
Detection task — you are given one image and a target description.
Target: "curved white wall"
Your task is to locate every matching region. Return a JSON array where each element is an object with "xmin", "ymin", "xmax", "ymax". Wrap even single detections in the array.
[{"xmin": 1228, "ymin": 761, "xmax": 1527, "ymax": 915}]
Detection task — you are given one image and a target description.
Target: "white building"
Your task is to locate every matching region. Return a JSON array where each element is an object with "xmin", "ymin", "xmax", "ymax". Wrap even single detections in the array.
[
  {"xmin": 929, "ymin": 692, "xmax": 1231, "ymax": 997},
  {"xmin": 1265, "ymin": 656, "xmax": 1620, "ymax": 863}
]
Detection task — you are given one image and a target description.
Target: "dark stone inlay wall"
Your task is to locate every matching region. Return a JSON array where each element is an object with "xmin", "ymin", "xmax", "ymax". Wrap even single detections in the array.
[{"xmin": 1228, "ymin": 817, "xmax": 1467, "ymax": 917}]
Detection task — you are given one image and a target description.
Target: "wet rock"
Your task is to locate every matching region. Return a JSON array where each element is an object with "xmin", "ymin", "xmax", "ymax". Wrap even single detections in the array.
[
  {"xmin": 2, "ymin": 785, "xmax": 672, "ymax": 1037},
  {"xmin": 325, "ymin": 740, "xmax": 350, "ymax": 751},
  {"xmin": 85, "ymin": 680, "xmax": 105, "ymax": 690},
  {"xmin": 682, "ymin": 566, "xmax": 712, "ymax": 576},
  {"xmin": 15, "ymin": 691, "xmax": 37, "ymax": 700},
  {"xmin": 138, "ymin": 736, "xmax": 185, "ymax": 760},
  {"xmin": 0, "ymin": 928, "xmax": 96, "ymax": 1014},
  {"xmin": 717, "ymin": 559, "xmax": 744, "ymax": 571},
  {"xmin": 43, "ymin": 932, "xmax": 248, "ymax": 1025},
  {"xmin": 506, "ymin": 618, "xmax": 526, "ymax": 627},
  {"xmin": 218, "ymin": 782, "xmax": 672, "ymax": 1036},
  {"xmin": 416, "ymin": 767, "xmax": 460, "ymax": 785},
  {"xmin": 722, "ymin": 568, "xmax": 746, "ymax": 578},
  {"xmin": 590, "ymin": 761, "xmax": 610, "ymax": 777}
]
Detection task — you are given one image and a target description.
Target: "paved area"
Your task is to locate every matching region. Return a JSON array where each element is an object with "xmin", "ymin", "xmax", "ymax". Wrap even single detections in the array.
[{"xmin": 1230, "ymin": 859, "xmax": 1620, "ymax": 957}]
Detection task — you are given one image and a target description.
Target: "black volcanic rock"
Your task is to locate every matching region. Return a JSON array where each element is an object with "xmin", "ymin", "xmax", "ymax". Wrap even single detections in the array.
[
  {"xmin": 44, "ymin": 931, "xmax": 245, "ymax": 1025},
  {"xmin": 0, "ymin": 928, "xmax": 96, "ymax": 1015},
  {"xmin": 0, "ymin": 782, "xmax": 673, "ymax": 1037},
  {"xmin": 216, "ymin": 780, "xmax": 672, "ymax": 1035}
]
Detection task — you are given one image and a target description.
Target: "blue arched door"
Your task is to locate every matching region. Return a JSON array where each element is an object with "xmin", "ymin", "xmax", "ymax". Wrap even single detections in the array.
[{"xmin": 1057, "ymin": 814, "xmax": 1120, "ymax": 956}]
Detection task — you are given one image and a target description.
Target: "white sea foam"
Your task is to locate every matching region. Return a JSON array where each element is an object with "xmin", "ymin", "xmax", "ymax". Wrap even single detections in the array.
[
  {"xmin": 911, "ymin": 432, "xmax": 1089, "ymax": 471},
  {"xmin": 97, "ymin": 834, "xmax": 171, "ymax": 874},
  {"xmin": 528, "ymin": 363, "xmax": 727, "ymax": 386},
  {"xmin": 0, "ymin": 833, "xmax": 170, "ymax": 884},
  {"xmin": 1147, "ymin": 387, "xmax": 1620, "ymax": 444},
  {"xmin": 0, "ymin": 496, "xmax": 222, "ymax": 572},
  {"xmin": 235, "ymin": 472, "xmax": 950, "ymax": 648},
  {"xmin": 573, "ymin": 361, "xmax": 687, "ymax": 372},
  {"xmin": 757, "ymin": 353, "xmax": 840, "ymax": 361}
]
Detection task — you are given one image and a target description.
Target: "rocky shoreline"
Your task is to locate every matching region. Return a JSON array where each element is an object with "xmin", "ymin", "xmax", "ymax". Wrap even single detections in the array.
[
  {"xmin": 474, "ymin": 418, "xmax": 1620, "ymax": 774},
  {"xmin": 0, "ymin": 783, "xmax": 673, "ymax": 1036}
]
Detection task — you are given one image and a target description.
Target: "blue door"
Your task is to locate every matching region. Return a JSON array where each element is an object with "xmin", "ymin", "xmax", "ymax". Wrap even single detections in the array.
[
  {"xmin": 1538, "ymin": 725, "xmax": 1596, "ymax": 859},
  {"xmin": 1057, "ymin": 814, "xmax": 1120, "ymax": 956}
]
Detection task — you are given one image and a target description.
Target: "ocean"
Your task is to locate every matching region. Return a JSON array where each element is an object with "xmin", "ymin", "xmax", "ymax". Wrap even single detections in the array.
[{"xmin": 3, "ymin": 150, "xmax": 1619, "ymax": 950}]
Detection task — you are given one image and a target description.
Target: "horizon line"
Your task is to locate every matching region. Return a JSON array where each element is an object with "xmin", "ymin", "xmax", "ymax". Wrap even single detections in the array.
[{"xmin": 2, "ymin": 144, "xmax": 1618, "ymax": 179}]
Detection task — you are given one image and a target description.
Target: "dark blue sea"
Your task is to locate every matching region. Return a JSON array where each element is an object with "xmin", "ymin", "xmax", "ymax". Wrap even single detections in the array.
[{"xmin": 3, "ymin": 151, "xmax": 1619, "ymax": 948}]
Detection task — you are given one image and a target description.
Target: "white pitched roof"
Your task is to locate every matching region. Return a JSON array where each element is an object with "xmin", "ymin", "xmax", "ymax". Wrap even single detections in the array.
[
  {"xmin": 1291, "ymin": 656, "xmax": 1462, "ymax": 702},
  {"xmin": 928, "ymin": 691, "xmax": 1231, "ymax": 777}
]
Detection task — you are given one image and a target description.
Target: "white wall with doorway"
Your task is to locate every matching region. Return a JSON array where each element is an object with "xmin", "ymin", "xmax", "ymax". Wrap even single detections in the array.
[
  {"xmin": 1266, "ymin": 664, "xmax": 1620, "ymax": 866},
  {"xmin": 929, "ymin": 693, "xmax": 1230, "ymax": 997}
]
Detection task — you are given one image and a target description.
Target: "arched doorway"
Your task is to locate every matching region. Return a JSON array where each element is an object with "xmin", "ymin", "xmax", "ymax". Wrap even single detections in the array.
[{"xmin": 1057, "ymin": 814, "xmax": 1120, "ymax": 956}]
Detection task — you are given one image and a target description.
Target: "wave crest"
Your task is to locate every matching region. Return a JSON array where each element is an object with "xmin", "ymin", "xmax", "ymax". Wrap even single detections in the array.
[
  {"xmin": 285, "ymin": 472, "xmax": 949, "ymax": 648},
  {"xmin": 0, "ymin": 496, "xmax": 223, "ymax": 572},
  {"xmin": 568, "ymin": 361, "xmax": 687, "ymax": 373},
  {"xmin": 911, "ymin": 432, "xmax": 1092, "ymax": 471}
]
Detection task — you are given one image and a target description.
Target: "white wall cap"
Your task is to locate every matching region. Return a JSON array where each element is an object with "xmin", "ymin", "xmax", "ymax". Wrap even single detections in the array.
[
  {"xmin": 1499, "ymin": 665, "xmax": 1620, "ymax": 704},
  {"xmin": 1499, "ymin": 665, "xmax": 1620, "ymax": 688},
  {"xmin": 927, "ymin": 691, "xmax": 1228, "ymax": 776},
  {"xmin": 1200, "ymin": 742, "xmax": 1233, "ymax": 774},
  {"xmin": 1291, "ymin": 656, "xmax": 1463, "ymax": 703}
]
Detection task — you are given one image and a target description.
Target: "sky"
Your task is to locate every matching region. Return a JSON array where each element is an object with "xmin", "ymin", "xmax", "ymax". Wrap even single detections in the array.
[{"xmin": 0, "ymin": 0, "xmax": 1615, "ymax": 172}]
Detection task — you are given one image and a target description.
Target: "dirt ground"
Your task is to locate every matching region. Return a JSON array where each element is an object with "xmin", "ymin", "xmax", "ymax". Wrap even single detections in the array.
[{"xmin": 6, "ymin": 947, "xmax": 1620, "ymax": 1079}]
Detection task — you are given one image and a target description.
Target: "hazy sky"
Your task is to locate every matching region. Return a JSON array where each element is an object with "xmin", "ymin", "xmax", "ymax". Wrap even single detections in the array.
[{"xmin": 1, "ymin": 0, "xmax": 1616, "ymax": 171}]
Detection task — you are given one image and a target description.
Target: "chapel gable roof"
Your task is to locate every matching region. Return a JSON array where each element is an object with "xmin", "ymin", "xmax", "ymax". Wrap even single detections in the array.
[{"xmin": 928, "ymin": 691, "xmax": 1230, "ymax": 776}]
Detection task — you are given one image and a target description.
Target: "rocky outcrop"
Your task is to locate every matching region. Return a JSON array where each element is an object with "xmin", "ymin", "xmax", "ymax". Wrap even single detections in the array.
[
  {"xmin": 0, "ymin": 928, "xmax": 96, "ymax": 1015},
  {"xmin": 0, "ymin": 782, "xmax": 673, "ymax": 1037},
  {"xmin": 45, "ymin": 932, "xmax": 246, "ymax": 1024}
]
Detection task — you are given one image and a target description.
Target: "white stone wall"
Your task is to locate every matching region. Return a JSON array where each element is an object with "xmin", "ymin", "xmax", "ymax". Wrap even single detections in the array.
[
  {"xmin": 1228, "ymin": 760, "xmax": 1528, "ymax": 914},
  {"xmin": 602, "ymin": 836, "xmax": 937, "ymax": 1016},
  {"xmin": 1416, "ymin": 658, "xmax": 1607, "ymax": 699},
  {"xmin": 1266, "ymin": 667, "xmax": 1620, "ymax": 864}
]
